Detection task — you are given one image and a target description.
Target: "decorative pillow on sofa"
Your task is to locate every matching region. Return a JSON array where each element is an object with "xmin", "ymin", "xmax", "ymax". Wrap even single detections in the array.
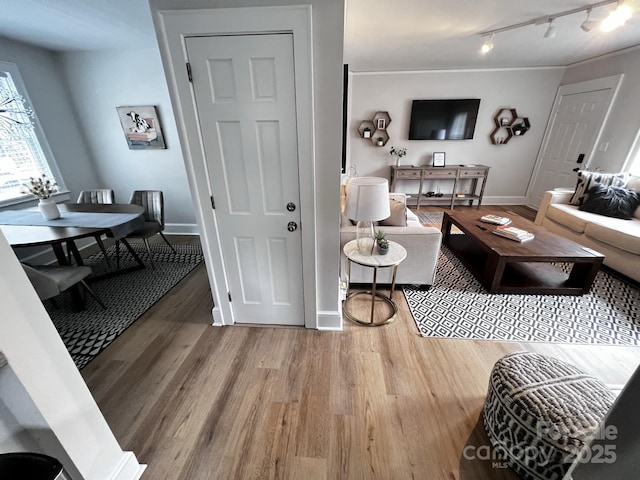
[
  {"xmin": 578, "ymin": 184, "xmax": 640, "ymax": 220},
  {"xmin": 379, "ymin": 199, "xmax": 407, "ymax": 226},
  {"xmin": 569, "ymin": 171, "xmax": 629, "ymax": 206}
]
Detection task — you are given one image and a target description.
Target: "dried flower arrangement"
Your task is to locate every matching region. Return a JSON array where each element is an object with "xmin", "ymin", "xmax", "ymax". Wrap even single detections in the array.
[{"xmin": 23, "ymin": 174, "xmax": 57, "ymax": 200}]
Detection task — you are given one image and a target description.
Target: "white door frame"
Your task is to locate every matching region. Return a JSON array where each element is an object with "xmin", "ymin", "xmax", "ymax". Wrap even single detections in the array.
[
  {"xmin": 526, "ymin": 74, "xmax": 623, "ymax": 208},
  {"xmin": 153, "ymin": 6, "xmax": 317, "ymax": 327}
]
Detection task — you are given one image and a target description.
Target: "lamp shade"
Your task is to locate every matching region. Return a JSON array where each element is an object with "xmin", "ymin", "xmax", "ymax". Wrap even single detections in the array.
[{"xmin": 344, "ymin": 177, "xmax": 390, "ymax": 222}]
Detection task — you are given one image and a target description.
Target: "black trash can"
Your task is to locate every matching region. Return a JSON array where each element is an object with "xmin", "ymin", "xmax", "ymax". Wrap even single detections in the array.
[{"xmin": 0, "ymin": 452, "xmax": 71, "ymax": 479}]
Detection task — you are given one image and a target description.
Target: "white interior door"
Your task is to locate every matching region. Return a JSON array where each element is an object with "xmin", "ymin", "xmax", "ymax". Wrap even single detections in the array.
[
  {"xmin": 528, "ymin": 76, "xmax": 622, "ymax": 208},
  {"xmin": 186, "ymin": 34, "xmax": 304, "ymax": 326}
]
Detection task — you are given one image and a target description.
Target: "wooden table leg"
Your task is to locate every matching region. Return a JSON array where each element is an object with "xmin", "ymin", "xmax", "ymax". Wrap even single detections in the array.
[{"xmin": 568, "ymin": 259, "xmax": 603, "ymax": 293}]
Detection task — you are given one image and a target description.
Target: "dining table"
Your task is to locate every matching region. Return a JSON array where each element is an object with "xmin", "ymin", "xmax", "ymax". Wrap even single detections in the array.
[{"xmin": 0, "ymin": 202, "xmax": 147, "ymax": 308}]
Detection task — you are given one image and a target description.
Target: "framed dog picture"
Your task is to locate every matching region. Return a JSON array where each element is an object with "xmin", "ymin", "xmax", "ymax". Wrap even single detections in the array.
[
  {"xmin": 116, "ymin": 105, "xmax": 166, "ymax": 150},
  {"xmin": 433, "ymin": 152, "xmax": 446, "ymax": 167}
]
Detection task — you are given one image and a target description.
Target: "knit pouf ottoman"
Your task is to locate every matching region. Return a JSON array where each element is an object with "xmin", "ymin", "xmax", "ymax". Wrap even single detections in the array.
[{"xmin": 482, "ymin": 352, "xmax": 615, "ymax": 480}]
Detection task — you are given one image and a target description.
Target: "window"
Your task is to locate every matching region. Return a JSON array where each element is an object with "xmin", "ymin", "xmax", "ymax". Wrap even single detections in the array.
[
  {"xmin": 627, "ymin": 129, "xmax": 640, "ymax": 176},
  {"xmin": 0, "ymin": 61, "xmax": 62, "ymax": 205}
]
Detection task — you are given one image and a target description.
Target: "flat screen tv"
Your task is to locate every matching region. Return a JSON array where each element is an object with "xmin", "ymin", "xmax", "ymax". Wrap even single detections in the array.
[{"xmin": 408, "ymin": 99, "xmax": 480, "ymax": 140}]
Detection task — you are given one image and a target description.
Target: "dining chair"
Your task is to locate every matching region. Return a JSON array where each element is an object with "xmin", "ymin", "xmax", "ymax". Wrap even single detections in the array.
[
  {"xmin": 21, "ymin": 263, "xmax": 106, "ymax": 310},
  {"xmin": 119, "ymin": 190, "xmax": 176, "ymax": 269},
  {"xmin": 76, "ymin": 189, "xmax": 115, "ymax": 266},
  {"xmin": 77, "ymin": 189, "xmax": 115, "ymax": 204}
]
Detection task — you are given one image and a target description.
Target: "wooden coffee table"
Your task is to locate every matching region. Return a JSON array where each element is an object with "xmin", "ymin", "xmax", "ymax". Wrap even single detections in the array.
[{"xmin": 441, "ymin": 211, "xmax": 604, "ymax": 295}]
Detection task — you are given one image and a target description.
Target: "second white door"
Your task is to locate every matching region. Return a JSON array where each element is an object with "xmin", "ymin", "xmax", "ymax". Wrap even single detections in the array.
[{"xmin": 528, "ymin": 76, "xmax": 621, "ymax": 208}]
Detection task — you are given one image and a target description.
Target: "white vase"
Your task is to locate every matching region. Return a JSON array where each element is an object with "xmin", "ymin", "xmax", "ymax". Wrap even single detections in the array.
[{"xmin": 39, "ymin": 199, "xmax": 60, "ymax": 220}]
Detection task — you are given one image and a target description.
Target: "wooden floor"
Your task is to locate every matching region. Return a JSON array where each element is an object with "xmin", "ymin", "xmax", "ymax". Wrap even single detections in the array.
[{"xmin": 82, "ymin": 209, "xmax": 640, "ymax": 480}]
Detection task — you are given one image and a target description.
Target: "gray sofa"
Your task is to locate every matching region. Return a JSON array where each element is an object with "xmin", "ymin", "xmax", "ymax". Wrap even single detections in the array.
[
  {"xmin": 534, "ymin": 174, "xmax": 640, "ymax": 282},
  {"xmin": 340, "ymin": 192, "xmax": 442, "ymax": 287}
]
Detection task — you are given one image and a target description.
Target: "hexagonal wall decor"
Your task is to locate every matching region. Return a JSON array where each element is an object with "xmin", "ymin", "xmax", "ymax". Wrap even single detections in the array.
[
  {"xmin": 358, "ymin": 111, "xmax": 391, "ymax": 147},
  {"xmin": 490, "ymin": 108, "xmax": 530, "ymax": 145}
]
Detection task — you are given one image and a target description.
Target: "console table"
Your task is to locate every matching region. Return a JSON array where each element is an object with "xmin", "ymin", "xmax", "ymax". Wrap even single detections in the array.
[{"xmin": 390, "ymin": 165, "xmax": 490, "ymax": 209}]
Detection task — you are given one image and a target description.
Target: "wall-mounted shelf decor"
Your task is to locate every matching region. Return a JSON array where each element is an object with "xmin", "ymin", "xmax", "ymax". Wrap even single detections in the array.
[
  {"xmin": 358, "ymin": 111, "xmax": 391, "ymax": 147},
  {"xmin": 489, "ymin": 108, "xmax": 530, "ymax": 145}
]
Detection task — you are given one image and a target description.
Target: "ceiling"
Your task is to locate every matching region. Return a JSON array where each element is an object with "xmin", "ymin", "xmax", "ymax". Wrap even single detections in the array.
[{"xmin": 0, "ymin": 0, "xmax": 639, "ymax": 71}]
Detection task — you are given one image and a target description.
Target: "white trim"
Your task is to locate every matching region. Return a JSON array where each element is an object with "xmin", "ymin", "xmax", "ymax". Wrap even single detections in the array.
[
  {"xmin": 525, "ymin": 74, "xmax": 623, "ymax": 204},
  {"xmin": 211, "ymin": 306, "xmax": 224, "ymax": 327},
  {"xmin": 316, "ymin": 310, "xmax": 343, "ymax": 331},
  {"xmin": 481, "ymin": 196, "xmax": 529, "ymax": 206},
  {"xmin": 351, "ymin": 66, "xmax": 566, "ymax": 75},
  {"xmin": 164, "ymin": 223, "xmax": 199, "ymax": 235},
  {"xmin": 567, "ymin": 43, "xmax": 640, "ymax": 68},
  {"xmin": 107, "ymin": 452, "xmax": 146, "ymax": 480},
  {"xmin": 153, "ymin": 6, "xmax": 317, "ymax": 328}
]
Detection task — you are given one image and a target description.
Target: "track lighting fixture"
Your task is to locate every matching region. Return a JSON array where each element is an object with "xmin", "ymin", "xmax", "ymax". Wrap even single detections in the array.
[
  {"xmin": 581, "ymin": 9, "xmax": 598, "ymax": 31},
  {"xmin": 544, "ymin": 20, "xmax": 557, "ymax": 38},
  {"xmin": 478, "ymin": 0, "xmax": 633, "ymax": 53},
  {"xmin": 480, "ymin": 34, "xmax": 494, "ymax": 54}
]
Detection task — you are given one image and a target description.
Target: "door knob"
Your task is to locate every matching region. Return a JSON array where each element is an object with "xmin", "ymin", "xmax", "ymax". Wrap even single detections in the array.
[
  {"xmin": 287, "ymin": 202, "xmax": 296, "ymax": 212},
  {"xmin": 287, "ymin": 221, "xmax": 298, "ymax": 232}
]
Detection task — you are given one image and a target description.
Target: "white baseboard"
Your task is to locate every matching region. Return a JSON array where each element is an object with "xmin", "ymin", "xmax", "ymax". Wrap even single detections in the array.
[
  {"xmin": 164, "ymin": 223, "xmax": 199, "ymax": 235},
  {"xmin": 316, "ymin": 310, "xmax": 343, "ymax": 330},
  {"xmin": 481, "ymin": 196, "xmax": 529, "ymax": 205},
  {"xmin": 107, "ymin": 452, "xmax": 146, "ymax": 480},
  {"xmin": 211, "ymin": 306, "xmax": 224, "ymax": 326}
]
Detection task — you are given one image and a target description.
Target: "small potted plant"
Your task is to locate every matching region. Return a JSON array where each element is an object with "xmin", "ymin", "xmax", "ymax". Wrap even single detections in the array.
[
  {"xmin": 374, "ymin": 230, "xmax": 389, "ymax": 255},
  {"xmin": 376, "ymin": 137, "xmax": 384, "ymax": 146}
]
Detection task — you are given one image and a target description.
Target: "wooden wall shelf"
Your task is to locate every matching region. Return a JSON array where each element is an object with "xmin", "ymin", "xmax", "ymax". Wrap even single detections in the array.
[
  {"xmin": 490, "ymin": 108, "xmax": 530, "ymax": 145},
  {"xmin": 359, "ymin": 111, "xmax": 391, "ymax": 147}
]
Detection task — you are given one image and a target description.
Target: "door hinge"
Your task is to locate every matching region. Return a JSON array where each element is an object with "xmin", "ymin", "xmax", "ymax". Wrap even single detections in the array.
[
  {"xmin": 228, "ymin": 292, "xmax": 232, "ymax": 302},
  {"xmin": 186, "ymin": 62, "xmax": 193, "ymax": 82},
  {"xmin": 210, "ymin": 195, "xmax": 215, "ymax": 209}
]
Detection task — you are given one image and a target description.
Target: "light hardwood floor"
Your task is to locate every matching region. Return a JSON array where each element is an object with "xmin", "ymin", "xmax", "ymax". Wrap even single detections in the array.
[{"xmin": 82, "ymin": 210, "xmax": 640, "ymax": 480}]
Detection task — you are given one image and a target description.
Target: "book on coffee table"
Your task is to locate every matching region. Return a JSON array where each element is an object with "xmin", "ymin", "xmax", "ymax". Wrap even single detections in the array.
[
  {"xmin": 480, "ymin": 214, "xmax": 511, "ymax": 225},
  {"xmin": 493, "ymin": 225, "xmax": 535, "ymax": 242}
]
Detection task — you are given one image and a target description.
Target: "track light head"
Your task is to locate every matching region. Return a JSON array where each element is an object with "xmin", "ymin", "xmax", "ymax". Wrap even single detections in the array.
[
  {"xmin": 544, "ymin": 20, "xmax": 557, "ymax": 38},
  {"xmin": 581, "ymin": 9, "xmax": 598, "ymax": 31},
  {"xmin": 480, "ymin": 34, "xmax": 494, "ymax": 54}
]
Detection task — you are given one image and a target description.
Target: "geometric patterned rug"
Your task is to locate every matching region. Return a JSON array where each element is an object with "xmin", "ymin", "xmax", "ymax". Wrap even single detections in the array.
[
  {"xmin": 46, "ymin": 243, "xmax": 204, "ymax": 369},
  {"xmin": 403, "ymin": 246, "xmax": 640, "ymax": 345},
  {"xmin": 416, "ymin": 211, "xmax": 444, "ymax": 224}
]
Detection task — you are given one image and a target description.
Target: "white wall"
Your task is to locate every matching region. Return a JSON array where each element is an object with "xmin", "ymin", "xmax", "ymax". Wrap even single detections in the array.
[
  {"xmin": 59, "ymin": 48, "xmax": 196, "ymax": 232},
  {"xmin": 348, "ymin": 68, "xmax": 565, "ymax": 203},
  {"xmin": 0, "ymin": 231, "xmax": 144, "ymax": 479},
  {"xmin": 560, "ymin": 47, "xmax": 640, "ymax": 173},
  {"xmin": 0, "ymin": 389, "xmax": 39, "ymax": 453}
]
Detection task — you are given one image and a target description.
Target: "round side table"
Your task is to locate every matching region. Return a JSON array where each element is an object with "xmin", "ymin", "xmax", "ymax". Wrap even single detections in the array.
[{"xmin": 342, "ymin": 239, "xmax": 407, "ymax": 326}]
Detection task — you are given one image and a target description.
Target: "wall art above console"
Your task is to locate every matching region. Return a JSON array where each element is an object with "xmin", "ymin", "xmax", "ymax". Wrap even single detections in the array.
[{"xmin": 490, "ymin": 107, "xmax": 530, "ymax": 145}]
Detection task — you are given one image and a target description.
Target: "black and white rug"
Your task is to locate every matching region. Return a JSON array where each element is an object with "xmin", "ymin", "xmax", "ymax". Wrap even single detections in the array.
[
  {"xmin": 47, "ymin": 243, "xmax": 204, "ymax": 369},
  {"xmin": 403, "ymin": 247, "xmax": 640, "ymax": 345},
  {"xmin": 416, "ymin": 211, "xmax": 444, "ymax": 224}
]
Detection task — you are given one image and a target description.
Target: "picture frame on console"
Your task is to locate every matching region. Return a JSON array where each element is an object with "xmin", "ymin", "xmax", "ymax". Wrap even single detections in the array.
[{"xmin": 433, "ymin": 152, "xmax": 446, "ymax": 167}]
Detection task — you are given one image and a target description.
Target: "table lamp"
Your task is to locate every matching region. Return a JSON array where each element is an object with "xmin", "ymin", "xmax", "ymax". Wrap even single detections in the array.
[{"xmin": 344, "ymin": 177, "xmax": 390, "ymax": 254}]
